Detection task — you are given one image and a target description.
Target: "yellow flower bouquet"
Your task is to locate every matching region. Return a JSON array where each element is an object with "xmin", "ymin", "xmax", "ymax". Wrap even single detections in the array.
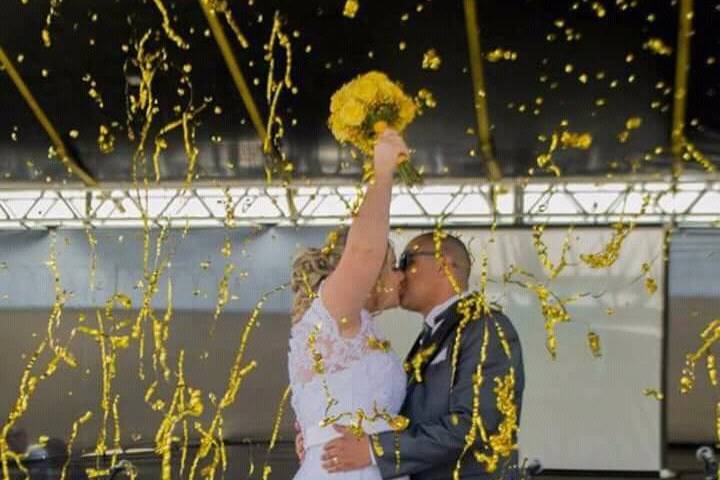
[{"xmin": 328, "ymin": 71, "xmax": 422, "ymax": 186}]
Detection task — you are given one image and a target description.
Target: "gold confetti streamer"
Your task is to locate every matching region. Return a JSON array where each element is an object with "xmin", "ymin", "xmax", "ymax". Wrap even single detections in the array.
[
  {"xmin": 154, "ymin": 351, "xmax": 204, "ymax": 480},
  {"xmin": 587, "ymin": 331, "xmax": 602, "ymax": 358},
  {"xmin": 405, "ymin": 343, "xmax": 437, "ymax": 383},
  {"xmin": 618, "ymin": 116, "xmax": 643, "ymax": 143},
  {"xmin": 153, "ymin": 0, "xmax": 189, "ymax": 49},
  {"xmin": 486, "ymin": 49, "xmax": 518, "ymax": 62},
  {"xmin": 643, "ymin": 38, "xmax": 672, "ymax": 56},
  {"xmin": 260, "ymin": 385, "xmax": 292, "ymax": 479},
  {"xmin": 504, "ymin": 266, "xmax": 585, "ymax": 359},
  {"xmin": 213, "ymin": 263, "xmax": 235, "ymax": 322},
  {"xmin": 642, "ymin": 389, "xmax": 664, "ymax": 400},
  {"xmin": 79, "ymin": 310, "xmax": 131, "ymax": 458},
  {"xmin": 532, "ymin": 225, "xmax": 573, "ymax": 279},
  {"xmin": 152, "ymin": 280, "xmax": 173, "ymax": 381},
  {"xmin": 367, "ymin": 336, "xmax": 391, "ymax": 352},
  {"xmin": 84, "ymin": 222, "xmax": 98, "ymax": 291},
  {"xmin": 680, "ymin": 318, "xmax": 720, "ymax": 395},
  {"xmin": 416, "ymin": 88, "xmax": 437, "ymax": 109},
  {"xmin": 422, "ymin": 49, "xmax": 442, "ymax": 70},
  {"xmin": 188, "ymin": 285, "xmax": 287, "ymax": 480},
  {"xmin": 41, "ymin": 0, "xmax": 63, "ymax": 47},
  {"xmin": 343, "ymin": 0, "xmax": 359, "ymax": 18},
  {"xmin": 60, "ymin": 412, "xmax": 93, "ymax": 480},
  {"xmin": 82, "ymin": 73, "xmax": 105, "ymax": 109},
  {"xmin": 97, "ymin": 125, "xmax": 115, "ymax": 154},
  {"xmin": 560, "ymin": 131, "xmax": 593, "ymax": 149},
  {"xmin": 472, "ymin": 369, "xmax": 518, "ymax": 473},
  {"xmin": 536, "ymin": 129, "xmax": 592, "ymax": 176},
  {"xmin": 263, "ymin": 11, "xmax": 295, "ymax": 182},
  {"xmin": 675, "ymin": 136, "xmax": 716, "ymax": 173},
  {"xmin": 204, "ymin": 0, "xmax": 250, "ymax": 48},
  {"xmin": 581, "ymin": 195, "xmax": 651, "ymax": 269}
]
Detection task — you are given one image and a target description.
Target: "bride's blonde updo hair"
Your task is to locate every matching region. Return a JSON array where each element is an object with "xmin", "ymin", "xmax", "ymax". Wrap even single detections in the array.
[{"xmin": 291, "ymin": 229, "xmax": 348, "ymax": 323}]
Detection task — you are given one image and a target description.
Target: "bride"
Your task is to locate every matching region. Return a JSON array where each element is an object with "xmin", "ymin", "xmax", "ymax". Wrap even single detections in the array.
[{"xmin": 288, "ymin": 129, "xmax": 409, "ymax": 479}]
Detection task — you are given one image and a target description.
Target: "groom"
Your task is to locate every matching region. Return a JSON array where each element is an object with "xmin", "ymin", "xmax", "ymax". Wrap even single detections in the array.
[{"xmin": 318, "ymin": 232, "xmax": 525, "ymax": 479}]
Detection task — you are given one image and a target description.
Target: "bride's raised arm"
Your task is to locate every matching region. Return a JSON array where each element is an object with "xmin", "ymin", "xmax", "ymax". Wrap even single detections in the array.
[{"xmin": 321, "ymin": 130, "xmax": 408, "ymax": 336}]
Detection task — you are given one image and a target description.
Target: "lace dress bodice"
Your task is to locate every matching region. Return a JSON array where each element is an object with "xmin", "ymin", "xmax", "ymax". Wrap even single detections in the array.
[{"xmin": 288, "ymin": 294, "xmax": 407, "ymax": 479}]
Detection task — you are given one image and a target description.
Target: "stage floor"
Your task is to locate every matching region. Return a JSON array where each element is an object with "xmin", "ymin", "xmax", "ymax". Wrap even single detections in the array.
[{"xmin": 4, "ymin": 444, "xmax": 710, "ymax": 479}]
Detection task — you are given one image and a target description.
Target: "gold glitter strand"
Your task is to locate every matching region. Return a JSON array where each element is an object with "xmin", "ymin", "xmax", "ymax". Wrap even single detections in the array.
[
  {"xmin": 153, "ymin": 0, "xmax": 189, "ymax": 49},
  {"xmin": 60, "ymin": 412, "xmax": 92, "ymax": 480},
  {"xmin": 643, "ymin": 389, "xmax": 664, "ymax": 401},
  {"xmin": 504, "ymin": 266, "xmax": 586, "ymax": 359},
  {"xmin": 263, "ymin": 11, "xmax": 294, "ymax": 182},
  {"xmin": 0, "ymin": 340, "xmax": 48, "ymax": 479},
  {"xmin": 343, "ymin": 0, "xmax": 359, "ymax": 18},
  {"xmin": 260, "ymin": 385, "xmax": 292, "ymax": 479},
  {"xmin": 532, "ymin": 225, "xmax": 573, "ymax": 279},
  {"xmin": 422, "ymin": 49, "xmax": 442, "ymax": 70},
  {"xmin": 433, "ymin": 224, "xmax": 462, "ymax": 295},
  {"xmin": 453, "ymin": 319, "xmax": 490, "ymax": 480},
  {"xmin": 41, "ymin": 0, "xmax": 63, "ymax": 47},
  {"xmin": 472, "ymin": 369, "xmax": 519, "ymax": 473},
  {"xmin": 587, "ymin": 331, "xmax": 602, "ymax": 358},
  {"xmin": 680, "ymin": 318, "xmax": 720, "ymax": 395},
  {"xmin": 580, "ymin": 194, "xmax": 650, "ymax": 269},
  {"xmin": 536, "ymin": 129, "xmax": 592, "ymax": 177},
  {"xmin": 154, "ymin": 351, "xmax": 204, "ymax": 480},
  {"xmin": 152, "ymin": 279, "xmax": 173, "ymax": 381},
  {"xmin": 204, "ymin": 0, "xmax": 250, "ymax": 48},
  {"xmin": 84, "ymin": 222, "xmax": 98, "ymax": 291},
  {"xmin": 188, "ymin": 285, "xmax": 287, "ymax": 480}
]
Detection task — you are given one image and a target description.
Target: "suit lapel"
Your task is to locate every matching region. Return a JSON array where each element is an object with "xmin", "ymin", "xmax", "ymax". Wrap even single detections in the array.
[{"xmin": 405, "ymin": 299, "xmax": 463, "ymax": 386}]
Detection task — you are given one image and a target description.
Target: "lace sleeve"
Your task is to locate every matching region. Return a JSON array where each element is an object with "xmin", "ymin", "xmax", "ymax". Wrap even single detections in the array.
[{"xmin": 288, "ymin": 295, "xmax": 370, "ymax": 386}]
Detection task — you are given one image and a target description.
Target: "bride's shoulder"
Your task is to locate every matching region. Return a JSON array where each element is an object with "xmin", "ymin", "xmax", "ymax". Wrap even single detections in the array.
[{"xmin": 291, "ymin": 295, "xmax": 335, "ymax": 334}]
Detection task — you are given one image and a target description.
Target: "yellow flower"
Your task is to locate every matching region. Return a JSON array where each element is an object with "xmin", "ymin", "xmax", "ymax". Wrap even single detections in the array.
[
  {"xmin": 354, "ymin": 78, "xmax": 379, "ymax": 102},
  {"xmin": 340, "ymin": 99, "xmax": 366, "ymax": 126},
  {"xmin": 330, "ymin": 89, "xmax": 350, "ymax": 113},
  {"xmin": 398, "ymin": 99, "xmax": 416, "ymax": 124}
]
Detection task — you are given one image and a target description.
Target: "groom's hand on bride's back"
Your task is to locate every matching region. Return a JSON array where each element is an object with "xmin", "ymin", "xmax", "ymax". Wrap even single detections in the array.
[{"xmin": 321, "ymin": 425, "xmax": 371, "ymax": 473}]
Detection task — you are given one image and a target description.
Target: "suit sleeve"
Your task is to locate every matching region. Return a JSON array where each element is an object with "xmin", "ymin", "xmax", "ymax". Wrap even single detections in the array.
[{"xmin": 374, "ymin": 314, "xmax": 518, "ymax": 479}]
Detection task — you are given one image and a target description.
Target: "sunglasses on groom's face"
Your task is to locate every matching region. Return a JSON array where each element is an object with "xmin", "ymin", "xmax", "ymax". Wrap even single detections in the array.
[{"xmin": 397, "ymin": 250, "xmax": 436, "ymax": 271}]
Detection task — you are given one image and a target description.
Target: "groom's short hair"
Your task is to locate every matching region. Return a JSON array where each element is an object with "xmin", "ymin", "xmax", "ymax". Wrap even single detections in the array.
[{"xmin": 411, "ymin": 232, "xmax": 472, "ymax": 288}]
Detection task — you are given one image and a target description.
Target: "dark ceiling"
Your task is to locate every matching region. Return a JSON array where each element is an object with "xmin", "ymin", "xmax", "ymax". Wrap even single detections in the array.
[{"xmin": 0, "ymin": 0, "xmax": 718, "ymax": 185}]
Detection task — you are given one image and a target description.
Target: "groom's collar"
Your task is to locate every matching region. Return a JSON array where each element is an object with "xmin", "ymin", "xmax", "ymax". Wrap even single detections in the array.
[{"xmin": 424, "ymin": 291, "xmax": 470, "ymax": 334}]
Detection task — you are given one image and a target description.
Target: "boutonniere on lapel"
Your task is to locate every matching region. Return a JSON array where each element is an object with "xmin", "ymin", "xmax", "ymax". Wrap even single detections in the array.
[
  {"xmin": 404, "ymin": 343, "xmax": 437, "ymax": 383},
  {"xmin": 367, "ymin": 335, "xmax": 391, "ymax": 352}
]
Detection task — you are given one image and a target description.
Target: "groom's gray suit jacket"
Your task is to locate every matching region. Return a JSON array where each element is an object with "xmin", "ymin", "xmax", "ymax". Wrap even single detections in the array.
[{"xmin": 374, "ymin": 295, "xmax": 525, "ymax": 480}]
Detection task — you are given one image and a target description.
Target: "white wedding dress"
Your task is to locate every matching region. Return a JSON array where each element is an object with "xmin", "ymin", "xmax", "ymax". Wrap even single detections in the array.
[{"xmin": 289, "ymin": 291, "xmax": 408, "ymax": 480}]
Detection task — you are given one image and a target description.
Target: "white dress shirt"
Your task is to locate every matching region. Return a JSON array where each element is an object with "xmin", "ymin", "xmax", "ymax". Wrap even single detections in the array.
[{"xmin": 424, "ymin": 291, "xmax": 469, "ymax": 335}]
